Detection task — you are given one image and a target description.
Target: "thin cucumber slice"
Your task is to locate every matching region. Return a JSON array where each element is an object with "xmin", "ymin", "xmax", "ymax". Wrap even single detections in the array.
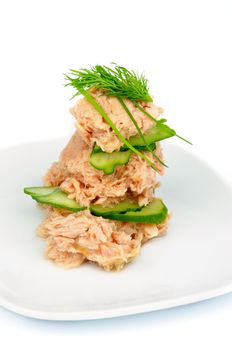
[
  {"xmin": 90, "ymin": 199, "xmax": 141, "ymax": 216},
  {"xmin": 24, "ymin": 186, "xmax": 58, "ymax": 197},
  {"xmin": 90, "ymin": 121, "xmax": 174, "ymax": 174},
  {"xmin": 24, "ymin": 187, "xmax": 168, "ymax": 224},
  {"xmin": 90, "ymin": 149, "xmax": 132, "ymax": 174},
  {"xmin": 103, "ymin": 198, "xmax": 168, "ymax": 224},
  {"xmin": 92, "ymin": 122, "xmax": 174, "ymax": 153},
  {"xmin": 25, "ymin": 188, "xmax": 141, "ymax": 215},
  {"xmin": 90, "ymin": 143, "xmax": 156, "ymax": 174},
  {"xmin": 125, "ymin": 123, "xmax": 176, "ymax": 149},
  {"xmin": 32, "ymin": 189, "xmax": 86, "ymax": 212}
]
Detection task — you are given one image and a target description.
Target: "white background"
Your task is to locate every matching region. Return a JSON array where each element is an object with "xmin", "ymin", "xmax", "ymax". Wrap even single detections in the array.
[{"xmin": 0, "ymin": 0, "xmax": 231, "ymax": 349}]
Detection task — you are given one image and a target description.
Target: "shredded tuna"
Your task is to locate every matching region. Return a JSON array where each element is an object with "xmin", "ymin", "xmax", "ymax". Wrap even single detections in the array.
[
  {"xmin": 70, "ymin": 90, "xmax": 164, "ymax": 152},
  {"xmin": 44, "ymin": 132, "xmax": 164, "ymax": 207},
  {"xmin": 46, "ymin": 238, "xmax": 86, "ymax": 268},
  {"xmin": 38, "ymin": 90, "xmax": 169, "ymax": 271},
  {"xmin": 37, "ymin": 209, "xmax": 169, "ymax": 271}
]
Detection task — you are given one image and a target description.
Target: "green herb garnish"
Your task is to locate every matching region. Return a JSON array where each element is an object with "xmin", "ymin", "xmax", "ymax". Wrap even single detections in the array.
[
  {"xmin": 65, "ymin": 63, "xmax": 191, "ymax": 172},
  {"xmin": 66, "ymin": 64, "xmax": 153, "ymax": 102}
]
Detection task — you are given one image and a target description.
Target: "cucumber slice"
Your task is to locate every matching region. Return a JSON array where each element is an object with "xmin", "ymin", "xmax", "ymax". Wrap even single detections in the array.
[
  {"xmin": 103, "ymin": 198, "xmax": 168, "ymax": 224},
  {"xmin": 90, "ymin": 199, "xmax": 141, "ymax": 216},
  {"xmin": 24, "ymin": 186, "xmax": 58, "ymax": 197},
  {"xmin": 90, "ymin": 143, "xmax": 156, "ymax": 174},
  {"xmin": 24, "ymin": 187, "xmax": 168, "ymax": 224},
  {"xmin": 32, "ymin": 189, "xmax": 86, "ymax": 212},
  {"xmin": 25, "ymin": 187, "xmax": 141, "ymax": 215},
  {"xmin": 90, "ymin": 122, "xmax": 174, "ymax": 175},
  {"xmin": 93, "ymin": 123, "xmax": 174, "ymax": 153},
  {"xmin": 124, "ymin": 123, "xmax": 176, "ymax": 149},
  {"xmin": 90, "ymin": 149, "xmax": 132, "ymax": 175}
]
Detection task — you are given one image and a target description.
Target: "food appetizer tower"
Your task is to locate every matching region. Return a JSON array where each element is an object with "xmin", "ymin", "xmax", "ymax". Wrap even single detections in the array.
[{"xmin": 24, "ymin": 64, "xmax": 190, "ymax": 271}]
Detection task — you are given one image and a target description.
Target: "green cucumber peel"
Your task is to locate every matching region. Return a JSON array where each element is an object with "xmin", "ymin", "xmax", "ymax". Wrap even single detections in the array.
[
  {"xmin": 104, "ymin": 198, "xmax": 168, "ymax": 224},
  {"xmin": 91, "ymin": 199, "xmax": 141, "ymax": 216}
]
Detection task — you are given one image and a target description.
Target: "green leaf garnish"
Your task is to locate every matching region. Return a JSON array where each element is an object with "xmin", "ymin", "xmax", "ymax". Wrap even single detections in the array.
[
  {"xmin": 66, "ymin": 63, "xmax": 153, "ymax": 102},
  {"xmin": 65, "ymin": 63, "xmax": 192, "ymax": 172}
]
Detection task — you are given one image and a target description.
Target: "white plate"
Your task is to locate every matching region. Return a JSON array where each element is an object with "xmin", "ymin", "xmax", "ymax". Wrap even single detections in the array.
[{"xmin": 0, "ymin": 139, "xmax": 231, "ymax": 320}]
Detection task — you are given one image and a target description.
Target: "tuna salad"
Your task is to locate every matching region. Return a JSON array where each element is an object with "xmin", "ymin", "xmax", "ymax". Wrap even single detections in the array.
[{"xmin": 24, "ymin": 64, "xmax": 191, "ymax": 271}]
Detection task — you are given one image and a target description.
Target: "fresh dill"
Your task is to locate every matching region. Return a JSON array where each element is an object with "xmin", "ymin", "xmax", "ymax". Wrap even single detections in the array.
[
  {"xmin": 66, "ymin": 64, "xmax": 153, "ymax": 102},
  {"xmin": 65, "ymin": 63, "xmax": 192, "ymax": 172}
]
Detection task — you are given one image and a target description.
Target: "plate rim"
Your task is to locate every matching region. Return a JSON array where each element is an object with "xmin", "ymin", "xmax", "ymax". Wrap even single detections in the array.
[{"xmin": 1, "ymin": 284, "xmax": 232, "ymax": 320}]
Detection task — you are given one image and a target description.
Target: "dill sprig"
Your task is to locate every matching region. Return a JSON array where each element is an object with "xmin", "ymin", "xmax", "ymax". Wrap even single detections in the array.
[
  {"xmin": 66, "ymin": 64, "xmax": 153, "ymax": 103},
  {"xmin": 65, "ymin": 63, "xmax": 192, "ymax": 172}
]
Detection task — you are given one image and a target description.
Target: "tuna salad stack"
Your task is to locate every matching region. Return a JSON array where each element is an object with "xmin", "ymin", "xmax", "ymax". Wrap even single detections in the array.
[{"xmin": 24, "ymin": 64, "xmax": 190, "ymax": 271}]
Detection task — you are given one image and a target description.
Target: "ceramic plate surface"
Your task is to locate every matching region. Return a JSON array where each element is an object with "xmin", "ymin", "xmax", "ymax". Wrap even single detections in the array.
[{"xmin": 0, "ymin": 139, "xmax": 231, "ymax": 320}]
